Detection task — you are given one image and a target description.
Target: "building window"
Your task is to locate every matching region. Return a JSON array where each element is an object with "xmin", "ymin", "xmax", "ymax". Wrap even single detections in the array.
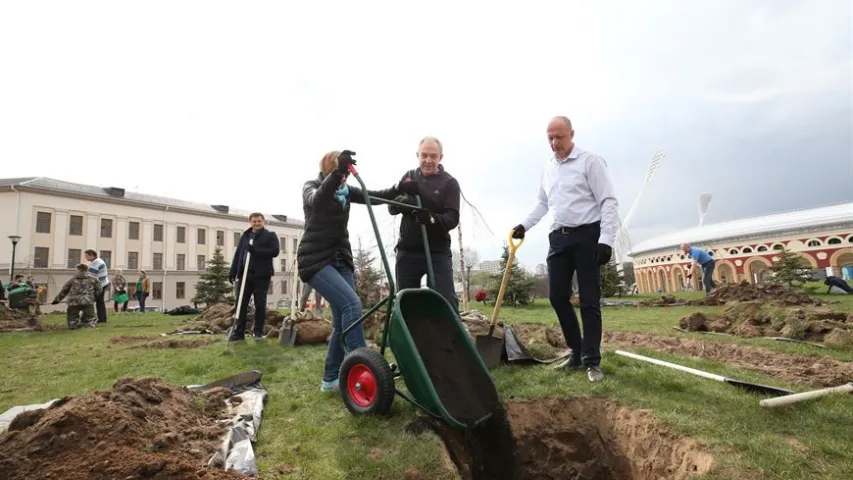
[
  {"xmin": 772, "ymin": 244, "xmax": 784, "ymax": 251},
  {"xmin": 35, "ymin": 212, "xmax": 52, "ymax": 234},
  {"xmin": 152, "ymin": 282, "xmax": 163, "ymax": 300},
  {"xmin": 807, "ymin": 240, "xmax": 821, "ymax": 247},
  {"xmin": 33, "ymin": 247, "xmax": 49, "ymax": 268},
  {"xmin": 233, "ymin": 232, "xmax": 240, "ymax": 246},
  {"xmin": 153, "ymin": 253, "xmax": 163, "ymax": 270},
  {"xmin": 128, "ymin": 251, "xmax": 139, "ymax": 270},
  {"xmin": 197, "ymin": 255, "xmax": 206, "ymax": 271},
  {"xmin": 67, "ymin": 248, "xmax": 81, "ymax": 268},
  {"xmin": 280, "ymin": 237, "xmax": 287, "ymax": 252},
  {"xmin": 742, "ymin": 247, "xmax": 753, "ymax": 254},
  {"xmin": 100, "ymin": 250, "xmax": 112, "ymax": 267},
  {"xmin": 268, "ymin": 282, "xmax": 273, "ymax": 294},
  {"xmin": 292, "ymin": 238, "xmax": 298, "ymax": 252},
  {"xmin": 128, "ymin": 283, "xmax": 137, "ymax": 297},
  {"xmin": 153, "ymin": 224, "xmax": 164, "ymax": 242},
  {"xmin": 280, "ymin": 258, "xmax": 287, "ymax": 271},
  {"xmin": 176, "ymin": 281, "xmax": 185, "ymax": 299},
  {"xmin": 216, "ymin": 230, "xmax": 225, "ymax": 247},
  {"xmin": 757, "ymin": 245, "xmax": 768, "ymax": 252},
  {"xmin": 128, "ymin": 221, "xmax": 140, "ymax": 240},
  {"xmin": 729, "ymin": 249, "xmax": 739, "ymax": 255},
  {"xmin": 69, "ymin": 215, "xmax": 83, "ymax": 236},
  {"xmin": 100, "ymin": 218, "xmax": 113, "ymax": 238},
  {"xmin": 176, "ymin": 226, "xmax": 186, "ymax": 243},
  {"xmin": 197, "ymin": 228, "xmax": 206, "ymax": 245},
  {"xmin": 281, "ymin": 279, "xmax": 288, "ymax": 294},
  {"xmin": 827, "ymin": 237, "xmax": 842, "ymax": 245},
  {"xmin": 177, "ymin": 254, "xmax": 186, "ymax": 271}
]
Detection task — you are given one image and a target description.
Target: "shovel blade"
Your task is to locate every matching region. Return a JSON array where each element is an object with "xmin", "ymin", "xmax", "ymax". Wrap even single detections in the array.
[
  {"xmin": 475, "ymin": 334, "xmax": 504, "ymax": 370},
  {"xmin": 503, "ymin": 327, "xmax": 570, "ymax": 365},
  {"xmin": 279, "ymin": 326, "xmax": 298, "ymax": 347}
]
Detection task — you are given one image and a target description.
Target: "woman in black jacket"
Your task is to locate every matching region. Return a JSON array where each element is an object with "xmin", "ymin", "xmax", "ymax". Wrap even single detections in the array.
[{"xmin": 298, "ymin": 150, "xmax": 418, "ymax": 392}]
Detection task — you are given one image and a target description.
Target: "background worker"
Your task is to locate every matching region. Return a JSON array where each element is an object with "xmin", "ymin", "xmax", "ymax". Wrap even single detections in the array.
[
  {"xmin": 85, "ymin": 249, "xmax": 110, "ymax": 323},
  {"xmin": 511, "ymin": 116, "xmax": 619, "ymax": 383},
  {"xmin": 228, "ymin": 213, "xmax": 281, "ymax": 342},
  {"xmin": 52, "ymin": 263, "xmax": 100, "ymax": 329},
  {"xmin": 388, "ymin": 136, "xmax": 461, "ymax": 315},
  {"xmin": 680, "ymin": 243, "xmax": 715, "ymax": 295}
]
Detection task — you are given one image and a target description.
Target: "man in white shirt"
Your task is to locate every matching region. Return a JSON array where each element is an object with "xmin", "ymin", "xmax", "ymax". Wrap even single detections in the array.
[
  {"xmin": 511, "ymin": 116, "xmax": 619, "ymax": 382},
  {"xmin": 84, "ymin": 249, "xmax": 111, "ymax": 323}
]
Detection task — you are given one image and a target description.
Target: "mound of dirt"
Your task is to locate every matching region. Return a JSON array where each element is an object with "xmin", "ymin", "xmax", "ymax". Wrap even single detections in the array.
[
  {"xmin": 265, "ymin": 310, "xmax": 333, "ymax": 344},
  {"xmin": 428, "ymin": 397, "xmax": 714, "ymax": 480},
  {"xmin": 687, "ymin": 281, "xmax": 822, "ymax": 306},
  {"xmin": 0, "ymin": 377, "xmax": 247, "ymax": 480},
  {"xmin": 0, "ymin": 305, "xmax": 45, "ymax": 332},
  {"xmin": 109, "ymin": 335, "xmax": 160, "ymax": 343},
  {"xmin": 133, "ymin": 339, "xmax": 218, "ymax": 349},
  {"xmin": 639, "ymin": 295, "xmax": 681, "ymax": 307},
  {"xmin": 604, "ymin": 330, "xmax": 853, "ymax": 388},
  {"xmin": 678, "ymin": 302, "xmax": 853, "ymax": 347}
]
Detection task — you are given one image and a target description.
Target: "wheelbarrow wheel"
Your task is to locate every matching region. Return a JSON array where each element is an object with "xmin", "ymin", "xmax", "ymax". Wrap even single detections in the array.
[{"xmin": 340, "ymin": 348, "xmax": 395, "ymax": 417}]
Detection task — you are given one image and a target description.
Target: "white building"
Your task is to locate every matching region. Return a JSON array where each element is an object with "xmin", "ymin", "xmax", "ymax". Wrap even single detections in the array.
[{"xmin": 0, "ymin": 177, "xmax": 304, "ymax": 311}]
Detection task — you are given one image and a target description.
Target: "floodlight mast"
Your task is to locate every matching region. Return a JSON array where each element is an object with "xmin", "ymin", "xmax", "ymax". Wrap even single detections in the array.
[
  {"xmin": 698, "ymin": 193, "xmax": 712, "ymax": 227},
  {"xmin": 614, "ymin": 149, "xmax": 667, "ymax": 265}
]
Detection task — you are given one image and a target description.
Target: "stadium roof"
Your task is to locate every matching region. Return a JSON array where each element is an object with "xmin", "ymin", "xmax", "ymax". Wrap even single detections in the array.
[
  {"xmin": 629, "ymin": 201, "xmax": 853, "ymax": 256},
  {"xmin": 0, "ymin": 177, "xmax": 303, "ymax": 227}
]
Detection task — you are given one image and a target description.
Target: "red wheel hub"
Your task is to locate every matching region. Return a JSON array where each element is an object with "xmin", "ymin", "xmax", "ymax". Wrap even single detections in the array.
[{"xmin": 347, "ymin": 364, "xmax": 378, "ymax": 407}]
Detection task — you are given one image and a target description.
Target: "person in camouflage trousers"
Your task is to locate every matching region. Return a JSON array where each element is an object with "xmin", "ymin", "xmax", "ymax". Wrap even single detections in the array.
[{"xmin": 52, "ymin": 263, "xmax": 100, "ymax": 329}]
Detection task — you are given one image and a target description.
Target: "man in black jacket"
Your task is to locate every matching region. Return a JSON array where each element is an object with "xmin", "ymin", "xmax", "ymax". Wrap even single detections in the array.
[
  {"xmin": 228, "ymin": 213, "xmax": 281, "ymax": 341},
  {"xmin": 389, "ymin": 137, "xmax": 461, "ymax": 315}
]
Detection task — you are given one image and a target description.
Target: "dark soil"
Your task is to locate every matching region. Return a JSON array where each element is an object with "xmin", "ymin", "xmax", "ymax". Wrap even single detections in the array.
[
  {"xmin": 427, "ymin": 397, "xmax": 714, "ymax": 480},
  {"xmin": 132, "ymin": 339, "xmax": 218, "ymax": 349},
  {"xmin": 0, "ymin": 306, "xmax": 46, "ymax": 332},
  {"xmin": 687, "ymin": 281, "xmax": 822, "ymax": 306},
  {"xmin": 109, "ymin": 334, "xmax": 160, "ymax": 343},
  {"xmin": 0, "ymin": 377, "xmax": 247, "ymax": 480}
]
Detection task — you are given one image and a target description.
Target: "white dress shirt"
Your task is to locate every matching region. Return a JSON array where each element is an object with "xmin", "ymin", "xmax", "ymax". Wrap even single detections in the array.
[{"xmin": 521, "ymin": 145, "xmax": 619, "ymax": 247}]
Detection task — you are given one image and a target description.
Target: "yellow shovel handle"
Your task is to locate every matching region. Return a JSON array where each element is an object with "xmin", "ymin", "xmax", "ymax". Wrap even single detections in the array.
[{"xmin": 490, "ymin": 230, "xmax": 524, "ymax": 326}]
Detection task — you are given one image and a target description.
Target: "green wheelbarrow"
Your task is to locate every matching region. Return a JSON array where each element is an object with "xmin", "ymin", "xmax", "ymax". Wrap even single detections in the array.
[{"xmin": 336, "ymin": 164, "xmax": 500, "ymax": 430}]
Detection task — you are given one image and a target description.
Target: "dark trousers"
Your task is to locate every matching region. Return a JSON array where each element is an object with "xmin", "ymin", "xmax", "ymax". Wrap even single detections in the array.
[
  {"xmin": 67, "ymin": 304, "xmax": 96, "ymax": 328},
  {"xmin": 395, "ymin": 249, "xmax": 459, "ymax": 316},
  {"xmin": 136, "ymin": 291, "xmax": 147, "ymax": 311},
  {"xmin": 701, "ymin": 261, "xmax": 715, "ymax": 294},
  {"xmin": 95, "ymin": 285, "xmax": 107, "ymax": 323},
  {"xmin": 546, "ymin": 225, "xmax": 602, "ymax": 367},
  {"xmin": 232, "ymin": 275, "xmax": 271, "ymax": 338}
]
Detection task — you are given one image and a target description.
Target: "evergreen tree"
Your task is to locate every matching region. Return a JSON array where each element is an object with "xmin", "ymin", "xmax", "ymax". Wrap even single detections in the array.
[
  {"xmin": 599, "ymin": 259, "xmax": 623, "ymax": 297},
  {"xmin": 768, "ymin": 248, "xmax": 814, "ymax": 287},
  {"xmin": 488, "ymin": 245, "xmax": 535, "ymax": 307},
  {"xmin": 353, "ymin": 239, "xmax": 383, "ymax": 308},
  {"xmin": 192, "ymin": 246, "xmax": 234, "ymax": 307}
]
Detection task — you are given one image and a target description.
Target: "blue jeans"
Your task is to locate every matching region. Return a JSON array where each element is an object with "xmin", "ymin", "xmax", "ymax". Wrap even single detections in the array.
[
  {"xmin": 701, "ymin": 260, "xmax": 715, "ymax": 295},
  {"xmin": 307, "ymin": 260, "xmax": 366, "ymax": 382},
  {"xmin": 136, "ymin": 291, "xmax": 147, "ymax": 312}
]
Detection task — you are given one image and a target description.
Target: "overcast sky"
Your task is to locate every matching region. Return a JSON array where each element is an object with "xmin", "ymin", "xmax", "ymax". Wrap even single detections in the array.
[{"xmin": 1, "ymin": 0, "xmax": 850, "ymax": 273}]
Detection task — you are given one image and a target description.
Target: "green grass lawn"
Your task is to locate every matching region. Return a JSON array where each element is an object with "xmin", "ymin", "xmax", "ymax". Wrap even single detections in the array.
[{"xmin": 1, "ymin": 291, "xmax": 852, "ymax": 479}]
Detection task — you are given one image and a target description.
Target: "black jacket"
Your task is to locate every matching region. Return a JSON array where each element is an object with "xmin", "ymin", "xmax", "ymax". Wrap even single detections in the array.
[
  {"xmin": 390, "ymin": 165, "xmax": 460, "ymax": 254},
  {"xmin": 297, "ymin": 171, "xmax": 400, "ymax": 283},
  {"xmin": 230, "ymin": 227, "xmax": 280, "ymax": 279}
]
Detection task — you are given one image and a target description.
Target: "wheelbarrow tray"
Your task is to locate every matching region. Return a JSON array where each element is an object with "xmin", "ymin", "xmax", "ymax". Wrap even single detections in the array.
[{"xmin": 388, "ymin": 288, "xmax": 499, "ymax": 430}]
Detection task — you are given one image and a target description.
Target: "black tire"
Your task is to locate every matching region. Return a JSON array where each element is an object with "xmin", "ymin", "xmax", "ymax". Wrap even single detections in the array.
[{"xmin": 339, "ymin": 347, "xmax": 395, "ymax": 417}]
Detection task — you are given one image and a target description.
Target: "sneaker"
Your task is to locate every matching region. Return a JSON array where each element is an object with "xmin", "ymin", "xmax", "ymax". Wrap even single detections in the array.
[
  {"xmin": 320, "ymin": 379, "xmax": 340, "ymax": 392},
  {"xmin": 587, "ymin": 366, "xmax": 604, "ymax": 382},
  {"xmin": 253, "ymin": 334, "xmax": 264, "ymax": 342},
  {"xmin": 552, "ymin": 356, "xmax": 583, "ymax": 370}
]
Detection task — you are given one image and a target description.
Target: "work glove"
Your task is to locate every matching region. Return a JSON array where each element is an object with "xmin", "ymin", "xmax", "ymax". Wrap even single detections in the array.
[
  {"xmin": 597, "ymin": 244, "xmax": 612, "ymax": 266},
  {"xmin": 246, "ymin": 243, "xmax": 255, "ymax": 253},
  {"xmin": 511, "ymin": 224, "xmax": 525, "ymax": 239},
  {"xmin": 228, "ymin": 276, "xmax": 235, "ymax": 284},
  {"xmin": 411, "ymin": 208, "xmax": 435, "ymax": 225},
  {"xmin": 396, "ymin": 180, "xmax": 419, "ymax": 196},
  {"xmin": 337, "ymin": 150, "xmax": 357, "ymax": 175},
  {"xmin": 388, "ymin": 195, "xmax": 411, "ymax": 215}
]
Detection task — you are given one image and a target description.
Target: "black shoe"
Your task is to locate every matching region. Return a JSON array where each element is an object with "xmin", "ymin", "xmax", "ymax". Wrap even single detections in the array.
[{"xmin": 552, "ymin": 356, "xmax": 583, "ymax": 370}]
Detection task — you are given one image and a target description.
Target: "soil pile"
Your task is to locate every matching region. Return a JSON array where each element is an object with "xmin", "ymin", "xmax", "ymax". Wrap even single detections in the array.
[
  {"xmin": 428, "ymin": 397, "xmax": 714, "ymax": 480},
  {"xmin": 268, "ymin": 310, "xmax": 332, "ymax": 344},
  {"xmin": 639, "ymin": 295, "xmax": 680, "ymax": 307},
  {"xmin": 687, "ymin": 281, "xmax": 822, "ymax": 306},
  {"xmin": 604, "ymin": 330, "xmax": 853, "ymax": 388},
  {"xmin": 180, "ymin": 302, "xmax": 247, "ymax": 332},
  {"xmin": 109, "ymin": 335, "xmax": 159, "ymax": 343},
  {"xmin": 0, "ymin": 377, "xmax": 247, "ymax": 480},
  {"xmin": 0, "ymin": 306, "xmax": 41, "ymax": 331},
  {"xmin": 678, "ymin": 302, "xmax": 853, "ymax": 348}
]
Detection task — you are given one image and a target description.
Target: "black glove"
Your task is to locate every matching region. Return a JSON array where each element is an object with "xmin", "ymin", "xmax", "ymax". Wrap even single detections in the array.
[
  {"xmin": 511, "ymin": 224, "xmax": 525, "ymax": 239},
  {"xmin": 228, "ymin": 276, "xmax": 235, "ymax": 284},
  {"xmin": 411, "ymin": 208, "xmax": 435, "ymax": 225},
  {"xmin": 597, "ymin": 244, "xmax": 612, "ymax": 266},
  {"xmin": 388, "ymin": 195, "xmax": 411, "ymax": 215},
  {"xmin": 396, "ymin": 180, "xmax": 419, "ymax": 196},
  {"xmin": 337, "ymin": 150, "xmax": 357, "ymax": 175},
  {"xmin": 246, "ymin": 243, "xmax": 255, "ymax": 253}
]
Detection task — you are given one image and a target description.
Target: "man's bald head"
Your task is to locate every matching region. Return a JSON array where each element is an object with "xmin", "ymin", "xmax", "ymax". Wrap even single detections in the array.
[{"xmin": 546, "ymin": 116, "xmax": 575, "ymax": 159}]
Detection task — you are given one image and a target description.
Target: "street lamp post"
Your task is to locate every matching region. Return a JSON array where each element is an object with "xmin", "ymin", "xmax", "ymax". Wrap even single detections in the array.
[{"xmin": 8, "ymin": 235, "xmax": 21, "ymax": 282}]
